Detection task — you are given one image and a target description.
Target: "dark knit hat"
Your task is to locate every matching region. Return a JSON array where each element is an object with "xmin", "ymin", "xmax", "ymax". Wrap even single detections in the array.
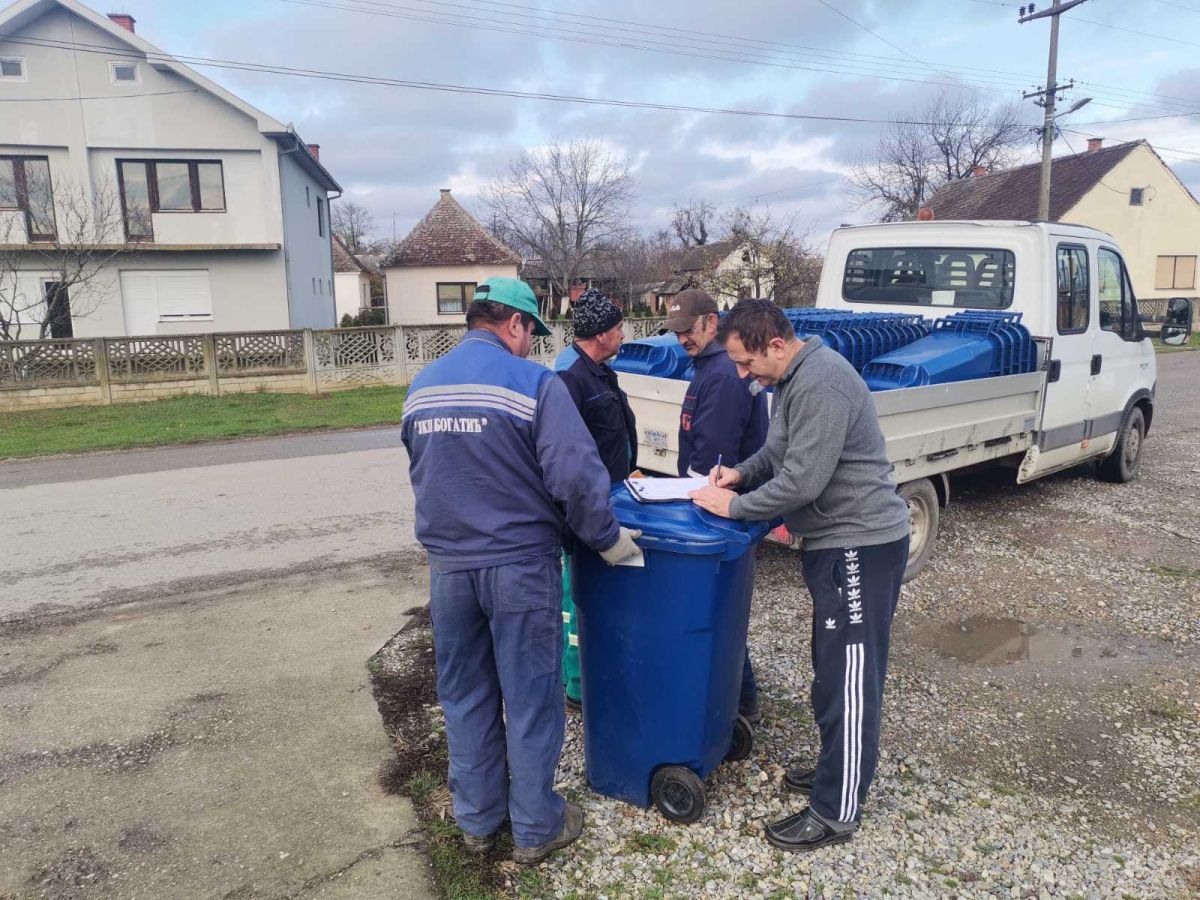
[{"xmin": 572, "ymin": 287, "xmax": 624, "ymax": 339}]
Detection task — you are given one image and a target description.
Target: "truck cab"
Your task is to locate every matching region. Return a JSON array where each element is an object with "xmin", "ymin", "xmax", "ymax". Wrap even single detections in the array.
[{"xmin": 820, "ymin": 221, "xmax": 1157, "ymax": 482}]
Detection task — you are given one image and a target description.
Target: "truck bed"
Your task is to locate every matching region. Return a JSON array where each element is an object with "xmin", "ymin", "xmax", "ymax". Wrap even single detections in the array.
[{"xmin": 617, "ymin": 370, "xmax": 1045, "ymax": 483}]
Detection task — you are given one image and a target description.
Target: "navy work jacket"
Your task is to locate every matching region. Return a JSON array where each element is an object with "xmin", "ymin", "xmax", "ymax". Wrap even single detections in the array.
[
  {"xmin": 554, "ymin": 342, "xmax": 638, "ymax": 484},
  {"xmin": 677, "ymin": 340, "xmax": 769, "ymax": 477}
]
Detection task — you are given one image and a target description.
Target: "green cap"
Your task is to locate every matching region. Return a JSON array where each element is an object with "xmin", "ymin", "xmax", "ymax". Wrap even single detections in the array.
[{"xmin": 474, "ymin": 278, "xmax": 550, "ymax": 336}]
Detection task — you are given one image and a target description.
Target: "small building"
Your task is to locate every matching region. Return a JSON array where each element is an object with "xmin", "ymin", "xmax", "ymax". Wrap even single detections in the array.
[
  {"xmin": 0, "ymin": 0, "xmax": 341, "ymax": 339},
  {"xmin": 332, "ymin": 234, "xmax": 385, "ymax": 324},
  {"xmin": 656, "ymin": 240, "xmax": 773, "ymax": 310},
  {"xmin": 923, "ymin": 139, "xmax": 1200, "ymax": 309},
  {"xmin": 382, "ymin": 189, "xmax": 520, "ymax": 326}
]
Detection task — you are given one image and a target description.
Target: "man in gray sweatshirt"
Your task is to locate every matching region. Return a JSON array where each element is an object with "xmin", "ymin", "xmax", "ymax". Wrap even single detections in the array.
[{"xmin": 690, "ymin": 299, "xmax": 909, "ymax": 853}]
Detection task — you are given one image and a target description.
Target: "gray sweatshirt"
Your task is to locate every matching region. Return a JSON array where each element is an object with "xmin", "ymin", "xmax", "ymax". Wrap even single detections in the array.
[{"xmin": 728, "ymin": 338, "xmax": 910, "ymax": 552}]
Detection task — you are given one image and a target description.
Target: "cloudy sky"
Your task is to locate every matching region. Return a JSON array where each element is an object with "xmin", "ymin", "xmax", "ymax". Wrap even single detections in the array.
[{"xmin": 135, "ymin": 0, "xmax": 1200, "ymax": 248}]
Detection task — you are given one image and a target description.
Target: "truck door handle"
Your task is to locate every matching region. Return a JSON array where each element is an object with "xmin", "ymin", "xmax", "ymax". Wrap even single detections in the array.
[
  {"xmin": 1047, "ymin": 360, "xmax": 1061, "ymax": 382},
  {"xmin": 1090, "ymin": 354, "xmax": 1102, "ymax": 375}
]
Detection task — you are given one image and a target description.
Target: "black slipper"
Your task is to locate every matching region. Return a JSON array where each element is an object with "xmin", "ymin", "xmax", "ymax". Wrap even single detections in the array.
[{"xmin": 764, "ymin": 807, "xmax": 856, "ymax": 853}]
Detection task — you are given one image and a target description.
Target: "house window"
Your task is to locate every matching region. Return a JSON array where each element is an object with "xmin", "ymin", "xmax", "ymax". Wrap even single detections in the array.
[
  {"xmin": 1098, "ymin": 248, "xmax": 1141, "ymax": 341},
  {"xmin": 317, "ymin": 197, "xmax": 325, "ymax": 237},
  {"xmin": 110, "ymin": 61, "xmax": 139, "ymax": 84},
  {"xmin": 1129, "ymin": 188, "xmax": 1144, "ymax": 206},
  {"xmin": 44, "ymin": 281, "xmax": 73, "ymax": 338},
  {"xmin": 117, "ymin": 159, "xmax": 226, "ymax": 238},
  {"xmin": 120, "ymin": 270, "xmax": 214, "ymax": 324},
  {"xmin": 1056, "ymin": 245, "xmax": 1089, "ymax": 334},
  {"xmin": 1155, "ymin": 255, "xmax": 1196, "ymax": 291},
  {"xmin": 437, "ymin": 282, "xmax": 475, "ymax": 315},
  {"xmin": 0, "ymin": 57, "xmax": 25, "ymax": 80},
  {"xmin": 0, "ymin": 155, "xmax": 57, "ymax": 241}
]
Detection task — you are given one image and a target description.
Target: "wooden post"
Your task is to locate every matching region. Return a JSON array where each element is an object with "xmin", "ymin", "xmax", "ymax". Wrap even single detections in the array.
[
  {"xmin": 302, "ymin": 328, "xmax": 320, "ymax": 394},
  {"xmin": 93, "ymin": 338, "xmax": 113, "ymax": 405},
  {"xmin": 393, "ymin": 324, "xmax": 408, "ymax": 386},
  {"xmin": 203, "ymin": 333, "xmax": 220, "ymax": 397}
]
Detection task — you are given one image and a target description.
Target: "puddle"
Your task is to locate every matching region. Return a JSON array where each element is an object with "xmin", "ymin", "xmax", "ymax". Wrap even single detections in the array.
[{"xmin": 920, "ymin": 617, "xmax": 1128, "ymax": 665}]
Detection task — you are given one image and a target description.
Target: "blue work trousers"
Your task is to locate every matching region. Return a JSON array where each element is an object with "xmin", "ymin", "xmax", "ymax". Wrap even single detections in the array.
[{"xmin": 429, "ymin": 555, "xmax": 567, "ymax": 848}]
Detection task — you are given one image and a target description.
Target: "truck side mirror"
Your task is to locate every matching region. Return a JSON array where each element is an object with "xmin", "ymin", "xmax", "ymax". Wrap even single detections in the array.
[{"xmin": 1160, "ymin": 297, "xmax": 1194, "ymax": 346}]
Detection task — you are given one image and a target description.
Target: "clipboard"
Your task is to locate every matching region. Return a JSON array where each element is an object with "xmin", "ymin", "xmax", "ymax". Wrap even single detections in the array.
[{"xmin": 623, "ymin": 476, "xmax": 708, "ymax": 503}]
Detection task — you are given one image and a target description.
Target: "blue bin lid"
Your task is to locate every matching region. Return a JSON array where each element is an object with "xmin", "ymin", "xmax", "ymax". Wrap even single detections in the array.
[{"xmin": 610, "ymin": 484, "xmax": 770, "ymax": 557}]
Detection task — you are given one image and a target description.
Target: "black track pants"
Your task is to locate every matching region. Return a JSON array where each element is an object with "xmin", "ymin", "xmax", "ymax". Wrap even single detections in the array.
[{"xmin": 801, "ymin": 536, "xmax": 908, "ymax": 823}]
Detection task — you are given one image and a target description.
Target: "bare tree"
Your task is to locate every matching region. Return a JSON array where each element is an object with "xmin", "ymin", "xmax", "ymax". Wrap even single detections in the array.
[
  {"xmin": 0, "ymin": 174, "xmax": 133, "ymax": 341},
  {"xmin": 595, "ymin": 230, "xmax": 680, "ymax": 315},
  {"xmin": 330, "ymin": 200, "xmax": 376, "ymax": 253},
  {"xmin": 671, "ymin": 199, "xmax": 715, "ymax": 247},
  {"xmin": 848, "ymin": 91, "xmax": 1028, "ymax": 222},
  {"xmin": 700, "ymin": 207, "xmax": 822, "ymax": 308},
  {"xmin": 482, "ymin": 138, "xmax": 635, "ymax": 315}
]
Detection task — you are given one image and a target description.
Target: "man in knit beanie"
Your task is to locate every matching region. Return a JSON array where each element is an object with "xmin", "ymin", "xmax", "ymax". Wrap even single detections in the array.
[{"xmin": 553, "ymin": 287, "xmax": 638, "ymax": 709}]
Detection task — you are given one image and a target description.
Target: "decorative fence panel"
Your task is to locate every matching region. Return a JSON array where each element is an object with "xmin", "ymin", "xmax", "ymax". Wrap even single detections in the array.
[
  {"xmin": 106, "ymin": 336, "xmax": 206, "ymax": 382},
  {"xmin": 0, "ymin": 339, "xmax": 98, "ymax": 387},
  {"xmin": 0, "ymin": 318, "xmax": 666, "ymax": 411},
  {"xmin": 216, "ymin": 331, "xmax": 306, "ymax": 375}
]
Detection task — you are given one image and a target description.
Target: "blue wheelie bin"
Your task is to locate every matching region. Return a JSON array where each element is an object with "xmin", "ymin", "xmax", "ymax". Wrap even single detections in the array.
[{"xmin": 570, "ymin": 485, "xmax": 770, "ymax": 824}]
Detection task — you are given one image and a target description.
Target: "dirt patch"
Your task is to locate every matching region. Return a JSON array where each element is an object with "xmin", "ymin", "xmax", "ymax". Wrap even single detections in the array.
[
  {"xmin": 26, "ymin": 846, "xmax": 112, "ymax": 898},
  {"xmin": 0, "ymin": 640, "xmax": 119, "ymax": 688}
]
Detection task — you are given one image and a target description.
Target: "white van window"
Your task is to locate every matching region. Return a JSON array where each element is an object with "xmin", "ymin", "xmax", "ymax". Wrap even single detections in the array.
[
  {"xmin": 1098, "ymin": 248, "xmax": 1140, "ymax": 341},
  {"xmin": 843, "ymin": 247, "xmax": 1015, "ymax": 309},
  {"xmin": 1056, "ymin": 245, "xmax": 1089, "ymax": 334}
]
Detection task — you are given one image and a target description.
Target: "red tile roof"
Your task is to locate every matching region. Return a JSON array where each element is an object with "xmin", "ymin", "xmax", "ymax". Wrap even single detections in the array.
[
  {"xmin": 384, "ymin": 190, "xmax": 521, "ymax": 268},
  {"xmin": 924, "ymin": 140, "xmax": 1144, "ymax": 221}
]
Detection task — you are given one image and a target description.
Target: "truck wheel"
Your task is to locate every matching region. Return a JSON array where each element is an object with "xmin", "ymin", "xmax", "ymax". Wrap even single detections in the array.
[
  {"xmin": 1098, "ymin": 406, "xmax": 1145, "ymax": 484},
  {"xmin": 898, "ymin": 479, "xmax": 939, "ymax": 583},
  {"xmin": 651, "ymin": 766, "xmax": 706, "ymax": 824}
]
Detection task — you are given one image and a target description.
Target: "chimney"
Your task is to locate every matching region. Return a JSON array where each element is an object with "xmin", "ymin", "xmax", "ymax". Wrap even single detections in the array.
[
  {"xmin": 440, "ymin": 188, "xmax": 451, "ymax": 197},
  {"xmin": 306, "ymin": 143, "xmax": 320, "ymax": 161},
  {"xmin": 970, "ymin": 165, "xmax": 988, "ymax": 177},
  {"xmin": 1087, "ymin": 138, "xmax": 1103, "ymax": 154},
  {"xmin": 107, "ymin": 13, "xmax": 135, "ymax": 32}
]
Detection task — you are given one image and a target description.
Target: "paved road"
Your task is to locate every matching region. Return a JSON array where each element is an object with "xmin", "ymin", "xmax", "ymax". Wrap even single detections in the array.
[{"xmin": 0, "ymin": 427, "xmax": 416, "ymax": 619}]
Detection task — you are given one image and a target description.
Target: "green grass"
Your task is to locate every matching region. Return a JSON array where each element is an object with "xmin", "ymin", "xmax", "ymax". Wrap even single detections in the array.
[
  {"xmin": 625, "ymin": 833, "xmax": 678, "ymax": 855},
  {"xmin": 0, "ymin": 386, "xmax": 407, "ymax": 459}
]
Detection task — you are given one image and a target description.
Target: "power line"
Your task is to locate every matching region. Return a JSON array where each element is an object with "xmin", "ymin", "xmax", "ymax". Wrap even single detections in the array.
[
  {"xmin": 1149, "ymin": 0, "xmax": 1200, "ymax": 12},
  {"xmin": 0, "ymin": 33, "xmax": 1032, "ymax": 126},
  {"xmin": 810, "ymin": 0, "xmax": 942, "ymax": 75},
  {"xmin": 1074, "ymin": 15, "xmax": 1200, "ymax": 49},
  {"xmin": 279, "ymin": 0, "xmax": 1200, "ymax": 118},
  {"xmin": 0, "ymin": 88, "xmax": 199, "ymax": 102},
  {"xmin": 738, "ymin": 175, "xmax": 846, "ymax": 204}
]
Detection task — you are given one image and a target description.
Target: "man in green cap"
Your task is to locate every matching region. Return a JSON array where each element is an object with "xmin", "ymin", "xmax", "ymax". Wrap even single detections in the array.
[{"xmin": 402, "ymin": 277, "xmax": 642, "ymax": 864}]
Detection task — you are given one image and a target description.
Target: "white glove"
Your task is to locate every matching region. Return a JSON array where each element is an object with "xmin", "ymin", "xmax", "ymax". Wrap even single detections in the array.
[{"xmin": 599, "ymin": 527, "xmax": 643, "ymax": 565}]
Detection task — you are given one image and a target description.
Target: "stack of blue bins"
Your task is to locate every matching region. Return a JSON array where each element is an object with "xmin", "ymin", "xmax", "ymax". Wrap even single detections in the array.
[
  {"xmin": 783, "ymin": 310, "xmax": 931, "ymax": 372},
  {"xmin": 611, "ymin": 334, "xmax": 693, "ymax": 379},
  {"xmin": 862, "ymin": 311, "xmax": 1036, "ymax": 391}
]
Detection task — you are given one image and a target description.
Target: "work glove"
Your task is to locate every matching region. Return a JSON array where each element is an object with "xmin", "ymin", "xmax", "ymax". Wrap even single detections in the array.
[{"xmin": 599, "ymin": 527, "xmax": 643, "ymax": 566}]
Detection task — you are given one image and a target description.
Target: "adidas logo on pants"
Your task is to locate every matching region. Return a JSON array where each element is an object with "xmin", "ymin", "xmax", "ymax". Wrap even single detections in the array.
[{"xmin": 801, "ymin": 536, "xmax": 908, "ymax": 823}]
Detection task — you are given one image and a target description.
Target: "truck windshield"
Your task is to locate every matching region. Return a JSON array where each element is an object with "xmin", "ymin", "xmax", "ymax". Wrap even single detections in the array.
[{"xmin": 843, "ymin": 247, "xmax": 1015, "ymax": 309}]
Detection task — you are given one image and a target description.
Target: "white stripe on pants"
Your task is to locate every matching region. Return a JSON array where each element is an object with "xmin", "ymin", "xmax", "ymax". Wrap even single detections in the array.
[{"xmin": 840, "ymin": 642, "xmax": 864, "ymax": 822}]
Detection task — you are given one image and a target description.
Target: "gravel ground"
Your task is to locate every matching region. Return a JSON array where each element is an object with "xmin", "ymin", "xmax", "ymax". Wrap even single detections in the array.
[{"xmin": 408, "ymin": 353, "xmax": 1200, "ymax": 898}]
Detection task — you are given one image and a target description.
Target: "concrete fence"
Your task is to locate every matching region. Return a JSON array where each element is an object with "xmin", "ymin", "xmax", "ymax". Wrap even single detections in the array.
[{"xmin": 0, "ymin": 318, "xmax": 667, "ymax": 412}]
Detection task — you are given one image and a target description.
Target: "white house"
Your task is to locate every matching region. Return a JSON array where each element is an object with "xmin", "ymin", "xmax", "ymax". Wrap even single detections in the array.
[
  {"xmin": 383, "ymin": 189, "xmax": 520, "ymax": 326},
  {"xmin": 332, "ymin": 234, "xmax": 384, "ymax": 323},
  {"xmin": 0, "ymin": 0, "xmax": 342, "ymax": 340}
]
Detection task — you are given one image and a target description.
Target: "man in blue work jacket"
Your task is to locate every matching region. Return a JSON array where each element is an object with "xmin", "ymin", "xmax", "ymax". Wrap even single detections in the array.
[
  {"xmin": 402, "ymin": 277, "xmax": 642, "ymax": 865},
  {"xmin": 664, "ymin": 289, "xmax": 768, "ymax": 725},
  {"xmin": 554, "ymin": 288, "xmax": 639, "ymax": 710}
]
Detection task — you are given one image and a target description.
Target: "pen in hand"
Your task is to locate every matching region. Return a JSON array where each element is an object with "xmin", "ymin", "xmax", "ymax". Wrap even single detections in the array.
[{"xmin": 716, "ymin": 453, "xmax": 723, "ymax": 486}]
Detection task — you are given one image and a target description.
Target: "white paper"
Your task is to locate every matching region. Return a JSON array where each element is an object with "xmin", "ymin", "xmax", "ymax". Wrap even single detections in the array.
[
  {"xmin": 625, "ymin": 476, "xmax": 708, "ymax": 502},
  {"xmin": 931, "ymin": 290, "xmax": 956, "ymax": 306},
  {"xmin": 615, "ymin": 547, "xmax": 646, "ymax": 567}
]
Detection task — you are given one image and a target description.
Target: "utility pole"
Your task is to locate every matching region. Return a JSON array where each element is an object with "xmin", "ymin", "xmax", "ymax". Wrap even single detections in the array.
[{"xmin": 1019, "ymin": 0, "xmax": 1091, "ymax": 220}]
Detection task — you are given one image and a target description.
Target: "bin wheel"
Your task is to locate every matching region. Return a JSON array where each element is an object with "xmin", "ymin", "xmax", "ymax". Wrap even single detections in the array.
[
  {"xmin": 725, "ymin": 714, "xmax": 754, "ymax": 762},
  {"xmin": 650, "ymin": 766, "xmax": 706, "ymax": 824}
]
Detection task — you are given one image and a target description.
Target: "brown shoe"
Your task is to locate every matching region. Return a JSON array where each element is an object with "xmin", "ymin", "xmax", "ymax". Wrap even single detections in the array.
[{"xmin": 512, "ymin": 802, "xmax": 584, "ymax": 865}]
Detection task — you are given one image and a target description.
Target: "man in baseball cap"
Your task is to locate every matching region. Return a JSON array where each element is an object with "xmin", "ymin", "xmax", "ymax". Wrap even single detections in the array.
[
  {"xmin": 665, "ymin": 290, "xmax": 769, "ymax": 726},
  {"xmin": 473, "ymin": 277, "xmax": 552, "ymax": 336}
]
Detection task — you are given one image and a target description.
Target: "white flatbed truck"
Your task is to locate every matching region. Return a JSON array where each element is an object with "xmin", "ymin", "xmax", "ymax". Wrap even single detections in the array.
[{"xmin": 620, "ymin": 221, "xmax": 1191, "ymax": 581}]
